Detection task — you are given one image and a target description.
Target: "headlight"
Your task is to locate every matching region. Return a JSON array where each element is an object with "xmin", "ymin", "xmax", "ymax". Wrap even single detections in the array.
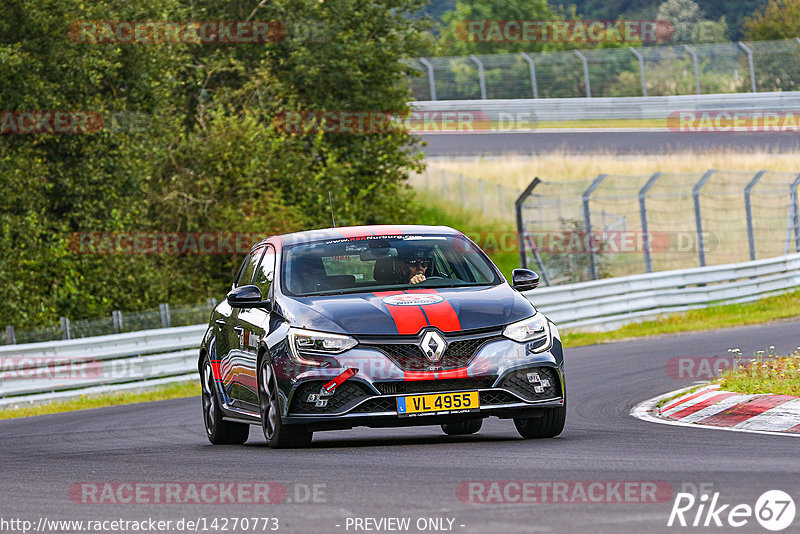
[
  {"xmin": 287, "ymin": 328, "xmax": 357, "ymax": 366},
  {"xmin": 502, "ymin": 313, "xmax": 552, "ymax": 352}
]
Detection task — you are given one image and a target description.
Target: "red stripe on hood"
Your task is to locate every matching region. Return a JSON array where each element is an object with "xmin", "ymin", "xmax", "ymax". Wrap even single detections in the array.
[
  {"xmin": 405, "ymin": 289, "xmax": 462, "ymax": 332},
  {"xmin": 374, "ymin": 291, "xmax": 428, "ymax": 335}
]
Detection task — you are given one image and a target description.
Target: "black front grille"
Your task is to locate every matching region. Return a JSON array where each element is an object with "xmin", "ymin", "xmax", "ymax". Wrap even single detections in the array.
[
  {"xmin": 500, "ymin": 367, "xmax": 561, "ymax": 401},
  {"xmin": 289, "ymin": 381, "xmax": 371, "ymax": 414},
  {"xmin": 374, "ymin": 376, "xmax": 496, "ymax": 395},
  {"xmin": 353, "ymin": 397, "xmax": 397, "ymax": 413},
  {"xmin": 370, "ymin": 335, "xmax": 504, "ymax": 371},
  {"xmin": 480, "ymin": 390, "xmax": 518, "ymax": 405}
]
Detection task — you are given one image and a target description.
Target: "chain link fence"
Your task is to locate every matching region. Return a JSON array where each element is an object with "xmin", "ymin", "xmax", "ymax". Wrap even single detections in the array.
[
  {"xmin": 518, "ymin": 170, "xmax": 800, "ymax": 285},
  {"xmin": 408, "ymin": 39, "xmax": 800, "ymax": 101},
  {"xmin": 1, "ymin": 300, "xmax": 216, "ymax": 346}
]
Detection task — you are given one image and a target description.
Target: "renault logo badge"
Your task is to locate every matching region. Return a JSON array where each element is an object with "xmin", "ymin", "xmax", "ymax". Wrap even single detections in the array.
[{"xmin": 420, "ymin": 330, "xmax": 447, "ymax": 363}]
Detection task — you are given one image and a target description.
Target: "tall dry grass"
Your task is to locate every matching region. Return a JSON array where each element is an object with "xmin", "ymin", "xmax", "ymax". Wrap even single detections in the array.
[{"xmin": 422, "ymin": 151, "xmax": 800, "ymax": 188}]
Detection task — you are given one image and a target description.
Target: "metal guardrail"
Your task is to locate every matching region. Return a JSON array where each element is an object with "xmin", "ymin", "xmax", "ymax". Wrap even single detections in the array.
[
  {"xmin": 2, "ymin": 253, "xmax": 799, "ymax": 405},
  {"xmin": 0, "ymin": 325, "xmax": 205, "ymax": 402},
  {"xmin": 527, "ymin": 253, "xmax": 800, "ymax": 331},
  {"xmin": 411, "ymin": 91, "xmax": 800, "ymax": 124}
]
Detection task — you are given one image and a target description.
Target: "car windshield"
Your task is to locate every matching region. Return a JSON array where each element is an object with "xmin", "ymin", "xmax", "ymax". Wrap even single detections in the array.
[{"xmin": 282, "ymin": 234, "xmax": 501, "ymax": 296}]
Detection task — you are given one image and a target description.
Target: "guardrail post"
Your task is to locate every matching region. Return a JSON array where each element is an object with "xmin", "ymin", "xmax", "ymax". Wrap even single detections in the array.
[
  {"xmin": 469, "ymin": 54, "xmax": 487, "ymax": 100},
  {"xmin": 112, "ymin": 310, "xmax": 123, "ymax": 333},
  {"xmin": 639, "ymin": 172, "xmax": 662, "ymax": 273},
  {"xmin": 738, "ymin": 42, "xmax": 757, "ymax": 93},
  {"xmin": 791, "ymin": 173, "xmax": 800, "ymax": 253},
  {"xmin": 683, "ymin": 44, "xmax": 701, "ymax": 95},
  {"xmin": 160, "ymin": 303, "xmax": 171, "ymax": 328},
  {"xmin": 419, "ymin": 58, "xmax": 437, "ymax": 101},
  {"xmin": 573, "ymin": 50, "xmax": 591, "ymax": 98},
  {"xmin": 693, "ymin": 170, "xmax": 716, "ymax": 267},
  {"xmin": 744, "ymin": 170, "xmax": 767, "ymax": 261},
  {"xmin": 4, "ymin": 325, "xmax": 15, "ymax": 345},
  {"xmin": 629, "ymin": 48, "xmax": 647, "ymax": 97},
  {"xmin": 583, "ymin": 174, "xmax": 608, "ymax": 280},
  {"xmin": 519, "ymin": 52, "xmax": 539, "ymax": 98},
  {"xmin": 60, "ymin": 317, "xmax": 71, "ymax": 340},
  {"xmin": 515, "ymin": 177, "xmax": 550, "ymax": 285}
]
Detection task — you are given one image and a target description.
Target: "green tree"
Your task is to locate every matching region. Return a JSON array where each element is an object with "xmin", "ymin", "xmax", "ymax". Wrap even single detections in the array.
[
  {"xmin": 0, "ymin": 0, "xmax": 185, "ymax": 327},
  {"xmin": 437, "ymin": 0, "xmax": 558, "ymax": 56},
  {"xmin": 743, "ymin": 0, "xmax": 800, "ymax": 38}
]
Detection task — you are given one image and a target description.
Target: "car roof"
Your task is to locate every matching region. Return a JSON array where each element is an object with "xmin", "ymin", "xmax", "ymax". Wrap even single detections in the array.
[{"xmin": 256, "ymin": 225, "xmax": 463, "ymax": 249}]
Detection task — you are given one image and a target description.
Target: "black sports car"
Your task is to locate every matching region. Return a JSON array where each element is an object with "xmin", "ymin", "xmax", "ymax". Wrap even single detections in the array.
[{"xmin": 199, "ymin": 225, "xmax": 565, "ymax": 447}]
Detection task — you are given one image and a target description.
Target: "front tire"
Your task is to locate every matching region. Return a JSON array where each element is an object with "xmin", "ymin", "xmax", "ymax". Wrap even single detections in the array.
[
  {"xmin": 201, "ymin": 355, "xmax": 249, "ymax": 445},
  {"xmin": 258, "ymin": 358, "xmax": 312, "ymax": 449},
  {"xmin": 441, "ymin": 418, "xmax": 482, "ymax": 435},
  {"xmin": 514, "ymin": 405, "xmax": 566, "ymax": 439}
]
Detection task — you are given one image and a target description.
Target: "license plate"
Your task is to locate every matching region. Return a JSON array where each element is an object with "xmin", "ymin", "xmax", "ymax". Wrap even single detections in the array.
[{"xmin": 396, "ymin": 391, "xmax": 480, "ymax": 417}]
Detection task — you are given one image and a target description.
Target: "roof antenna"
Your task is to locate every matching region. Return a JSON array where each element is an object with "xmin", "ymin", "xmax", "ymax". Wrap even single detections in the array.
[{"xmin": 328, "ymin": 191, "xmax": 336, "ymax": 228}]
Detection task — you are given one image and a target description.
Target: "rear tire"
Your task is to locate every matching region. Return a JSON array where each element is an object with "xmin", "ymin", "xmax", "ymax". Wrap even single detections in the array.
[
  {"xmin": 201, "ymin": 355, "xmax": 249, "ymax": 445},
  {"xmin": 514, "ymin": 405, "xmax": 566, "ymax": 439},
  {"xmin": 258, "ymin": 358, "xmax": 313, "ymax": 449},
  {"xmin": 441, "ymin": 418, "xmax": 482, "ymax": 436}
]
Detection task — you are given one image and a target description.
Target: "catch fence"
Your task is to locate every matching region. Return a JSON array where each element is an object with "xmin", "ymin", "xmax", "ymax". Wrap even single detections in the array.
[
  {"xmin": 516, "ymin": 170, "xmax": 800, "ymax": 285},
  {"xmin": 407, "ymin": 39, "xmax": 800, "ymax": 101}
]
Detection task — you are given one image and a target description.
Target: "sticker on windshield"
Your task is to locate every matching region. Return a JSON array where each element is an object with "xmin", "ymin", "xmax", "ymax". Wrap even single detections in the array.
[{"xmin": 383, "ymin": 294, "xmax": 444, "ymax": 306}]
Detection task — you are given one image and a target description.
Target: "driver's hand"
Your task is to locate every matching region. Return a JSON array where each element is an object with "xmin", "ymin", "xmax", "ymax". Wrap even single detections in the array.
[{"xmin": 410, "ymin": 274, "xmax": 426, "ymax": 284}]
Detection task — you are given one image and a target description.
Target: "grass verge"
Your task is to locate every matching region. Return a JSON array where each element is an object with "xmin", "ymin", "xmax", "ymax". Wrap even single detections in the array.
[
  {"xmin": 0, "ymin": 380, "xmax": 200, "ymax": 420},
  {"xmin": 562, "ymin": 290, "xmax": 800, "ymax": 348},
  {"xmin": 410, "ymin": 190, "xmax": 519, "ymax": 280},
  {"xmin": 718, "ymin": 351, "xmax": 800, "ymax": 396}
]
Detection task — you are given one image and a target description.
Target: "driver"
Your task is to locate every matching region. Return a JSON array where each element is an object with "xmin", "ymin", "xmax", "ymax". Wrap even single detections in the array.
[{"xmin": 400, "ymin": 249, "xmax": 432, "ymax": 284}]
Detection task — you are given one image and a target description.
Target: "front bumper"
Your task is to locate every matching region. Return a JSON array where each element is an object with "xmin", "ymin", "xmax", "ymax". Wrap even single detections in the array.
[{"xmin": 276, "ymin": 335, "xmax": 565, "ymax": 429}]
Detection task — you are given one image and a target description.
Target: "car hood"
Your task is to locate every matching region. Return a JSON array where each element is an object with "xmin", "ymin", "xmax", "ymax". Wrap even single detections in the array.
[{"xmin": 277, "ymin": 285, "xmax": 535, "ymax": 336}]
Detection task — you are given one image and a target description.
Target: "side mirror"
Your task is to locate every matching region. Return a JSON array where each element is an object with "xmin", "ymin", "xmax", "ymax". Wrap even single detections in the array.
[
  {"xmin": 227, "ymin": 285, "xmax": 271, "ymax": 309},
  {"xmin": 511, "ymin": 269, "xmax": 540, "ymax": 292}
]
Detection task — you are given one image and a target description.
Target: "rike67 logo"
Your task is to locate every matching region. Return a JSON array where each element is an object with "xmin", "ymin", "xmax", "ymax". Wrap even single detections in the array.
[{"xmin": 668, "ymin": 490, "xmax": 795, "ymax": 531}]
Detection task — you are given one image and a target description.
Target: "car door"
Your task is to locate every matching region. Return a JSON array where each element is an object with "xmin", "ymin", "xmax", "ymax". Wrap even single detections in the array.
[
  {"xmin": 221, "ymin": 246, "xmax": 265, "ymax": 403},
  {"xmin": 230, "ymin": 244, "xmax": 276, "ymax": 409}
]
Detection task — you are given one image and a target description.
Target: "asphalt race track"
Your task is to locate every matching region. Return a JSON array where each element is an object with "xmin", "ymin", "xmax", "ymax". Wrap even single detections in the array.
[
  {"xmin": 2, "ymin": 321, "xmax": 799, "ymax": 534},
  {"xmin": 419, "ymin": 131, "xmax": 800, "ymax": 156}
]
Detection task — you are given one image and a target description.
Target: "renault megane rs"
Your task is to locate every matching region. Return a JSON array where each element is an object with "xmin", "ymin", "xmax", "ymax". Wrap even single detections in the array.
[{"xmin": 199, "ymin": 225, "xmax": 565, "ymax": 448}]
